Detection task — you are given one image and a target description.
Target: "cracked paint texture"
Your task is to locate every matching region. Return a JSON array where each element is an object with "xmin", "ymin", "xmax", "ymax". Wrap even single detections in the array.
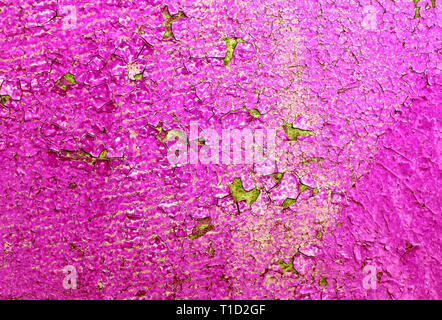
[{"xmin": 0, "ymin": 0, "xmax": 440, "ymax": 300}]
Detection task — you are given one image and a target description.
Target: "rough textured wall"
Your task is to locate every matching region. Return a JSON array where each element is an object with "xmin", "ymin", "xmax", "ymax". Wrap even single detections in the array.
[{"xmin": 0, "ymin": 0, "xmax": 440, "ymax": 299}]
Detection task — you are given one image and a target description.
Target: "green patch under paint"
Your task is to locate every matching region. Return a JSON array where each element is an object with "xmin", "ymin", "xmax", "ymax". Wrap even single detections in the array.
[
  {"xmin": 99, "ymin": 149, "xmax": 108, "ymax": 159},
  {"xmin": 62, "ymin": 150, "xmax": 95, "ymax": 164},
  {"xmin": 0, "ymin": 95, "xmax": 11, "ymax": 105},
  {"xmin": 134, "ymin": 73, "xmax": 143, "ymax": 80},
  {"xmin": 162, "ymin": 6, "xmax": 186, "ymax": 39},
  {"xmin": 223, "ymin": 37, "xmax": 245, "ymax": 66},
  {"xmin": 312, "ymin": 187, "xmax": 319, "ymax": 195},
  {"xmin": 282, "ymin": 122, "xmax": 316, "ymax": 141},
  {"xmin": 229, "ymin": 177, "xmax": 261, "ymax": 206},
  {"xmin": 277, "ymin": 257, "xmax": 300, "ymax": 276},
  {"xmin": 188, "ymin": 217, "xmax": 214, "ymax": 240},
  {"xmin": 207, "ymin": 241, "xmax": 215, "ymax": 255},
  {"xmin": 61, "ymin": 149, "xmax": 109, "ymax": 165},
  {"xmin": 413, "ymin": 0, "xmax": 421, "ymax": 18},
  {"xmin": 249, "ymin": 108, "xmax": 261, "ymax": 118},
  {"xmin": 63, "ymin": 73, "xmax": 76, "ymax": 84},
  {"xmin": 302, "ymin": 157, "xmax": 324, "ymax": 165},
  {"xmin": 316, "ymin": 230, "xmax": 323, "ymax": 239},
  {"xmin": 282, "ymin": 198, "xmax": 297, "ymax": 208},
  {"xmin": 319, "ymin": 277, "xmax": 328, "ymax": 286},
  {"xmin": 299, "ymin": 183, "xmax": 309, "ymax": 193},
  {"xmin": 68, "ymin": 182, "xmax": 77, "ymax": 189},
  {"xmin": 55, "ymin": 73, "xmax": 76, "ymax": 91},
  {"xmin": 270, "ymin": 172, "xmax": 283, "ymax": 183},
  {"xmin": 155, "ymin": 127, "xmax": 167, "ymax": 142}
]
